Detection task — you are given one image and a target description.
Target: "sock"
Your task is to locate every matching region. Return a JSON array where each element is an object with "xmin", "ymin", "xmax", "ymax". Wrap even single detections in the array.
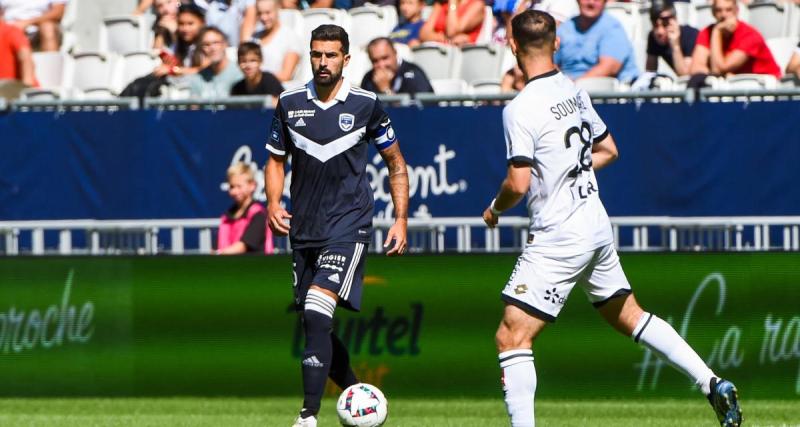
[
  {"xmin": 632, "ymin": 312, "xmax": 716, "ymax": 395},
  {"xmin": 329, "ymin": 332, "xmax": 359, "ymax": 389},
  {"xmin": 499, "ymin": 349, "xmax": 536, "ymax": 427},
  {"xmin": 301, "ymin": 289, "xmax": 337, "ymax": 415}
]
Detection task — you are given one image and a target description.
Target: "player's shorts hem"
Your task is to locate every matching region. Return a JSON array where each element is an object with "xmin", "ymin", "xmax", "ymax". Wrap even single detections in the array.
[
  {"xmin": 592, "ymin": 288, "xmax": 632, "ymax": 308},
  {"xmin": 501, "ymin": 294, "xmax": 556, "ymax": 323}
]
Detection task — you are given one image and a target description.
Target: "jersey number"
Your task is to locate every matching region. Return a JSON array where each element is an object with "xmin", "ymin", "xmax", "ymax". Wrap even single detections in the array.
[{"xmin": 563, "ymin": 122, "xmax": 596, "ymax": 200}]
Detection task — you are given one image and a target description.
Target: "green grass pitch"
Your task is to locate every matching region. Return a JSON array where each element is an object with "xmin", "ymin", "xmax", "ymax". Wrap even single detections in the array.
[{"xmin": 0, "ymin": 397, "xmax": 796, "ymax": 426}]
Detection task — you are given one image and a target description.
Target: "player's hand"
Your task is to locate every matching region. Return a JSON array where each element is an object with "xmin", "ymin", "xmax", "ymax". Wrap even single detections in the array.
[
  {"xmin": 268, "ymin": 206, "xmax": 292, "ymax": 236},
  {"xmin": 384, "ymin": 219, "xmax": 407, "ymax": 256},
  {"xmin": 483, "ymin": 207, "xmax": 499, "ymax": 228}
]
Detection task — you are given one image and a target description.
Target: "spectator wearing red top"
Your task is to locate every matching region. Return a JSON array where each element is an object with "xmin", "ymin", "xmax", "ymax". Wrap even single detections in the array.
[
  {"xmin": 419, "ymin": 0, "xmax": 485, "ymax": 46},
  {"xmin": 689, "ymin": 0, "xmax": 780, "ymax": 78},
  {"xmin": 0, "ymin": 4, "xmax": 35, "ymax": 87}
]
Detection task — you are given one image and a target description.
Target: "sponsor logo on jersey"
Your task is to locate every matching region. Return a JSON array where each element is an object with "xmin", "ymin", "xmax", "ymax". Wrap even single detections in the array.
[
  {"xmin": 328, "ymin": 273, "xmax": 340, "ymax": 284},
  {"xmin": 514, "ymin": 284, "xmax": 528, "ymax": 295},
  {"xmin": 339, "ymin": 113, "xmax": 355, "ymax": 132},
  {"xmin": 295, "ymin": 118, "xmax": 306, "ymax": 127},
  {"xmin": 288, "ymin": 109, "xmax": 315, "ymax": 119},
  {"xmin": 544, "ymin": 287, "xmax": 564, "ymax": 305}
]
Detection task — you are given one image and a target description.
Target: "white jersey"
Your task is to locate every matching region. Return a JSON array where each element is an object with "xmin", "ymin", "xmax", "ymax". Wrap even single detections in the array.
[{"xmin": 503, "ymin": 70, "xmax": 614, "ymax": 254}]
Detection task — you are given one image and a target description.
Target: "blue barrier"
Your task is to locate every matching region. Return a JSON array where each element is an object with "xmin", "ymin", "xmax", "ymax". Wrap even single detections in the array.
[{"xmin": 0, "ymin": 101, "xmax": 798, "ymax": 221}]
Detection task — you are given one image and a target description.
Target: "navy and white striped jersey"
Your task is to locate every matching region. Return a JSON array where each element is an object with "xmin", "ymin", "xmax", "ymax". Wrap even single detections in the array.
[{"xmin": 266, "ymin": 80, "xmax": 397, "ymax": 248}]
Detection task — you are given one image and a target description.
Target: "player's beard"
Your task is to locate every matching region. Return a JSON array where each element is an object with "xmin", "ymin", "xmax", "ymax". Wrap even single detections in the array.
[{"xmin": 313, "ymin": 67, "xmax": 341, "ymax": 88}]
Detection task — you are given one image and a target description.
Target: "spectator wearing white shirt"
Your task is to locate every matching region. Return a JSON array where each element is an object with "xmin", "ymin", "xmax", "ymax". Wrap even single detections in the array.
[
  {"xmin": 252, "ymin": 0, "xmax": 301, "ymax": 82},
  {"xmin": 196, "ymin": 0, "xmax": 257, "ymax": 47},
  {"xmin": 0, "ymin": 0, "xmax": 66, "ymax": 51}
]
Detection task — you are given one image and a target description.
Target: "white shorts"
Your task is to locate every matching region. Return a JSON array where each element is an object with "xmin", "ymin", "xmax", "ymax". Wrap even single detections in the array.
[{"xmin": 500, "ymin": 243, "xmax": 632, "ymax": 322}]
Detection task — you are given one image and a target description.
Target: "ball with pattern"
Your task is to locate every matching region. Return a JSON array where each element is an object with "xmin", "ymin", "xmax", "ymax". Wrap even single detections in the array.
[{"xmin": 336, "ymin": 383, "xmax": 388, "ymax": 427}]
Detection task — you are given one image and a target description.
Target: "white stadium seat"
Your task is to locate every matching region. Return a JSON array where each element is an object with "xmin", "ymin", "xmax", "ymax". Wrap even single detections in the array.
[
  {"xmin": 64, "ymin": 52, "xmax": 118, "ymax": 93},
  {"xmin": 575, "ymin": 77, "xmax": 621, "ymax": 93},
  {"xmin": 32, "ymin": 52, "xmax": 65, "ymax": 90},
  {"xmin": 411, "ymin": 43, "xmax": 461, "ymax": 80},
  {"xmin": 693, "ymin": 4, "xmax": 716, "ymax": 29},
  {"xmin": 279, "ymin": 9, "xmax": 305, "ymax": 41},
  {"xmin": 747, "ymin": 2, "xmax": 789, "ymax": 40},
  {"xmin": 604, "ymin": 2, "xmax": 637, "ymax": 41},
  {"xmin": 470, "ymin": 79, "xmax": 502, "ymax": 95},
  {"xmin": 19, "ymin": 88, "xmax": 61, "ymax": 100},
  {"xmin": 430, "ymin": 78, "xmax": 469, "ymax": 95},
  {"xmin": 393, "ymin": 43, "xmax": 414, "ymax": 63},
  {"xmin": 301, "ymin": 9, "xmax": 351, "ymax": 46},
  {"xmin": 458, "ymin": 44, "xmax": 506, "ymax": 85},
  {"xmin": 766, "ymin": 37, "xmax": 799, "ymax": 73},
  {"xmin": 99, "ymin": 16, "xmax": 150, "ymax": 55},
  {"xmin": 114, "ymin": 52, "xmax": 160, "ymax": 93},
  {"xmin": 348, "ymin": 6, "xmax": 396, "ymax": 50},
  {"xmin": 475, "ymin": 6, "xmax": 495, "ymax": 45},
  {"xmin": 343, "ymin": 48, "xmax": 371, "ymax": 86},
  {"xmin": 725, "ymin": 74, "xmax": 778, "ymax": 89}
]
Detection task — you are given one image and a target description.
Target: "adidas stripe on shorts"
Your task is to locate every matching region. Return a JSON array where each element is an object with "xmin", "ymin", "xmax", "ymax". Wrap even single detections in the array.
[
  {"xmin": 293, "ymin": 242, "xmax": 368, "ymax": 312},
  {"xmin": 501, "ymin": 243, "xmax": 632, "ymax": 322}
]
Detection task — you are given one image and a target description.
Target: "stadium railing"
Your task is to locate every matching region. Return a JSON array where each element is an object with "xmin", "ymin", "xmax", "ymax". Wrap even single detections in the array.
[
  {"xmin": 3, "ymin": 88, "xmax": 800, "ymax": 112},
  {"xmin": 2, "ymin": 216, "xmax": 799, "ymax": 255}
]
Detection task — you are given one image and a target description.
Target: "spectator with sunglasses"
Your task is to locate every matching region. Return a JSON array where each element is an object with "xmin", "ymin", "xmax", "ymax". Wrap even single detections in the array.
[{"xmin": 645, "ymin": 1, "xmax": 697, "ymax": 76}]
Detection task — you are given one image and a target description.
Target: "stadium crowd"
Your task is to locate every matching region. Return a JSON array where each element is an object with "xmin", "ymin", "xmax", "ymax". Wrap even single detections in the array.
[{"xmin": 0, "ymin": 0, "xmax": 799, "ymax": 100}]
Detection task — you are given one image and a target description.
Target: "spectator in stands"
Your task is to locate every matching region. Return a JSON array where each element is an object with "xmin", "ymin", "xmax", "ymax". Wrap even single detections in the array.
[
  {"xmin": 0, "ymin": 0, "xmax": 66, "ymax": 52},
  {"xmin": 496, "ymin": 0, "xmax": 578, "ymax": 43},
  {"xmin": 361, "ymin": 37, "xmax": 433, "ymax": 96},
  {"xmin": 419, "ymin": 0, "xmax": 485, "ymax": 46},
  {"xmin": 217, "ymin": 162, "xmax": 273, "ymax": 255},
  {"xmin": 154, "ymin": 4, "xmax": 207, "ymax": 77},
  {"xmin": 152, "ymin": 0, "xmax": 180, "ymax": 50},
  {"xmin": 689, "ymin": 0, "xmax": 781, "ymax": 79},
  {"xmin": 500, "ymin": 65, "xmax": 525, "ymax": 92},
  {"xmin": 0, "ymin": 3, "xmax": 35, "ymax": 87},
  {"xmin": 252, "ymin": 0, "xmax": 301, "ymax": 82},
  {"xmin": 189, "ymin": 26, "xmax": 243, "ymax": 97},
  {"xmin": 786, "ymin": 42, "xmax": 800, "ymax": 78},
  {"xmin": 390, "ymin": 0, "xmax": 426, "ymax": 47},
  {"xmin": 645, "ymin": 1, "xmax": 697, "ymax": 76},
  {"xmin": 195, "ymin": 0, "xmax": 257, "ymax": 47},
  {"xmin": 231, "ymin": 41, "xmax": 283, "ymax": 100},
  {"xmin": 554, "ymin": 0, "xmax": 639, "ymax": 82},
  {"xmin": 280, "ymin": 0, "xmax": 302, "ymax": 9}
]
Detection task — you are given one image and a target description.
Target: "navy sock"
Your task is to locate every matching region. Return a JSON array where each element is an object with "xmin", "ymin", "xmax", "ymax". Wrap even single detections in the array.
[
  {"xmin": 301, "ymin": 310, "xmax": 333, "ymax": 415},
  {"xmin": 329, "ymin": 332, "xmax": 358, "ymax": 389}
]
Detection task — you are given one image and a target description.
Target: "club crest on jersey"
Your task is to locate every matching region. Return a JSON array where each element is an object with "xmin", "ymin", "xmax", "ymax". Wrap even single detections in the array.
[{"xmin": 339, "ymin": 113, "xmax": 355, "ymax": 132}]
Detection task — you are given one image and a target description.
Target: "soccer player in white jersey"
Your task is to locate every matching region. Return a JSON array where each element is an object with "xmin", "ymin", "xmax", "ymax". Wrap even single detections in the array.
[{"xmin": 483, "ymin": 10, "xmax": 742, "ymax": 427}]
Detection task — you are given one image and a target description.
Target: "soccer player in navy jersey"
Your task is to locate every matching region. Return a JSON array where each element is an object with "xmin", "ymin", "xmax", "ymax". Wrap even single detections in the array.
[{"xmin": 264, "ymin": 24, "xmax": 409, "ymax": 427}]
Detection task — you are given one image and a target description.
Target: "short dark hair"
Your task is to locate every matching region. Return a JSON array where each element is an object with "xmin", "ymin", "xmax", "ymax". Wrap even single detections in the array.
[
  {"xmin": 650, "ymin": 0, "xmax": 676, "ymax": 23},
  {"xmin": 310, "ymin": 24, "xmax": 349, "ymax": 54},
  {"xmin": 366, "ymin": 37, "xmax": 395, "ymax": 54},
  {"xmin": 511, "ymin": 10, "xmax": 556, "ymax": 53},
  {"xmin": 238, "ymin": 42, "xmax": 262, "ymax": 60},
  {"xmin": 198, "ymin": 26, "xmax": 228, "ymax": 44},
  {"xmin": 178, "ymin": 3, "xmax": 205, "ymax": 21}
]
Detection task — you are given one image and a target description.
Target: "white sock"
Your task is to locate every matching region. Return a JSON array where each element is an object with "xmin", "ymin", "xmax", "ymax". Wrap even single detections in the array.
[
  {"xmin": 499, "ymin": 349, "xmax": 536, "ymax": 427},
  {"xmin": 632, "ymin": 313, "xmax": 716, "ymax": 395}
]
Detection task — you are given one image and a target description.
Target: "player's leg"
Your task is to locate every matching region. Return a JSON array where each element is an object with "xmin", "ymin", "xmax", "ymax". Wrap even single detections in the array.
[
  {"xmin": 495, "ymin": 304, "xmax": 547, "ymax": 427},
  {"xmin": 327, "ymin": 242, "xmax": 367, "ymax": 389},
  {"xmin": 496, "ymin": 250, "xmax": 586, "ymax": 427},
  {"xmin": 585, "ymin": 244, "xmax": 742, "ymax": 426}
]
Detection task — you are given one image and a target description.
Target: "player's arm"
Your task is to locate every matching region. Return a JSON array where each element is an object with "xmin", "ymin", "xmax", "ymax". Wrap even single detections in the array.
[
  {"xmin": 265, "ymin": 154, "xmax": 290, "ymax": 236},
  {"xmin": 378, "ymin": 143, "xmax": 409, "ymax": 256},
  {"xmin": 591, "ymin": 133, "xmax": 619, "ymax": 171},
  {"xmin": 483, "ymin": 162, "xmax": 531, "ymax": 228}
]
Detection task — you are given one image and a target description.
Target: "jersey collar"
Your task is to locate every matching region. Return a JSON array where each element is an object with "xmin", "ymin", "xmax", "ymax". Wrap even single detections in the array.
[
  {"xmin": 526, "ymin": 68, "xmax": 560, "ymax": 85},
  {"xmin": 306, "ymin": 78, "xmax": 350, "ymax": 110}
]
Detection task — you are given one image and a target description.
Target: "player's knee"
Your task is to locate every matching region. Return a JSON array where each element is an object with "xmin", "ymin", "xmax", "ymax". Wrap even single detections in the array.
[
  {"xmin": 495, "ymin": 324, "xmax": 530, "ymax": 353},
  {"xmin": 303, "ymin": 288, "xmax": 337, "ymax": 333}
]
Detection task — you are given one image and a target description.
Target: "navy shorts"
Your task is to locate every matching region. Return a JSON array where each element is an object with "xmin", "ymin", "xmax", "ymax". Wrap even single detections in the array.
[{"xmin": 292, "ymin": 242, "xmax": 368, "ymax": 312}]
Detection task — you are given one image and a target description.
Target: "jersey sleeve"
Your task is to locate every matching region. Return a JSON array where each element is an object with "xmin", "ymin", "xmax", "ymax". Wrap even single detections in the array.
[
  {"xmin": 366, "ymin": 98, "xmax": 397, "ymax": 151},
  {"xmin": 503, "ymin": 105, "xmax": 535, "ymax": 166},
  {"xmin": 266, "ymin": 99, "xmax": 289, "ymax": 157},
  {"xmin": 578, "ymin": 89, "xmax": 609, "ymax": 143}
]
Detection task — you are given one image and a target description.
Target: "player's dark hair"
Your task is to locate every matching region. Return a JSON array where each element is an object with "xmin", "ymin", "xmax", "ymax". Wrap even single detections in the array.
[
  {"xmin": 366, "ymin": 37, "xmax": 395, "ymax": 54},
  {"xmin": 238, "ymin": 41, "xmax": 263, "ymax": 60},
  {"xmin": 198, "ymin": 26, "xmax": 228, "ymax": 44},
  {"xmin": 310, "ymin": 24, "xmax": 350, "ymax": 54},
  {"xmin": 650, "ymin": 0, "xmax": 677, "ymax": 24},
  {"xmin": 511, "ymin": 10, "xmax": 556, "ymax": 53}
]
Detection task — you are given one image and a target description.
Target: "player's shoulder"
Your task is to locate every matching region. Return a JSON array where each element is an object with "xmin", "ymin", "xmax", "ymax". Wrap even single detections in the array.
[
  {"xmin": 278, "ymin": 85, "xmax": 308, "ymax": 102},
  {"xmin": 348, "ymin": 86, "xmax": 378, "ymax": 101}
]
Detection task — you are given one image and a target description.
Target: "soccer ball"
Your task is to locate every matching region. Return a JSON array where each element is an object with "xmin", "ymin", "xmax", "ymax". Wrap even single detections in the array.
[{"xmin": 336, "ymin": 383, "xmax": 388, "ymax": 427}]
